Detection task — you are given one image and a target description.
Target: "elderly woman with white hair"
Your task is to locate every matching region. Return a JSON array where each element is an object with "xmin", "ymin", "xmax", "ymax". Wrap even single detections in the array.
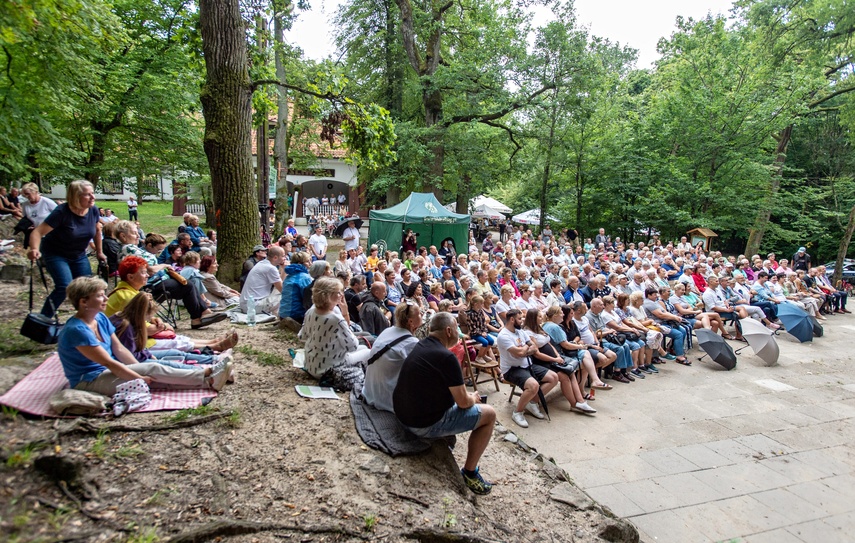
[{"xmin": 299, "ymin": 276, "xmax": 370, "ymax": 388}]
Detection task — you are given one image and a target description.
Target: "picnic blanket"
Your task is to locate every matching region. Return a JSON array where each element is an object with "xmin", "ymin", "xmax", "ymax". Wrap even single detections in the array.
[
  {"xmin": 349, "ymin": 390, "xmax": 431, "ymax": 457},
  {"xmin": 0, "ymin": 354, "xmax": 217, "ymax": 417}
]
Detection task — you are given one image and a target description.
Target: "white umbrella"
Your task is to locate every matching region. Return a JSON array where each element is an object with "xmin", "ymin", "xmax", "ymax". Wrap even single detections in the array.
[
  {"xmin": 511, "ymin": 208, "xmax": 557, "ymax": 225},
  {"xmin": 472, "ymin": 195, "xmax": 512, "ymax": 214},
  {"xmin": 471, "ymin": 204, "xmax": 505, "ymax": 219}
]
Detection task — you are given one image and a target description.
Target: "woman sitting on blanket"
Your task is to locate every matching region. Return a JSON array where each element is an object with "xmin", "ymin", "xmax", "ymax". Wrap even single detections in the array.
[
  {"xmin": 299, "ymin": 276, "xmax": 370, "ymax": 389},
  {"xmin": 199, "ymin": 255, "xmax": 240, "ymax": 309},
  {"xmin": 110, "ymin": 292, "xmax": 235, "ymax": 369},
  {"xmin": 106, "ymin": 256, "xmax": 238, "ymax": 354},
  {"xmin": 57, "ymin": 276, "xmax": 233, "ymax": 396}
]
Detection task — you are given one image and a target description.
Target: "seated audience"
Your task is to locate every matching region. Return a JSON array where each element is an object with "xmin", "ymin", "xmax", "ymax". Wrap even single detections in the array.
[
  {"xmin": 362, "ymin": 303, "xmax": 422, "ymax": 412},
  {"xmin": 58, "ymin": 277, "xmax": 233, "ymax": 396},
  {"xmin": 199, "ymin": 255, "xmax": 240, "ymax": 308},
  {"xmin": 240, "ymin": 245, "xmax": 286, "ymax": 316}
]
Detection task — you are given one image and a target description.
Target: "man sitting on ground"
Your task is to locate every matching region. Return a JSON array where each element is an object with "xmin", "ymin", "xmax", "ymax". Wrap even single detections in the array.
[
  {"xmin": 393, "ymin": 312, "xmax": 497, "ymax": 495},
  {"xmin": 241, "ymin": 245, "xmax": 285, "ymax": 316},
  {"xmin": 359, "ymin": 282, "xmax": 392, "ymax": 336},
  {"xmin": 496, "ymin": 309, "xmax": 558, "ymax": 429},
  {"xmin": 362, "ymin": 303, "xmax": 422, "ymax": 412}
]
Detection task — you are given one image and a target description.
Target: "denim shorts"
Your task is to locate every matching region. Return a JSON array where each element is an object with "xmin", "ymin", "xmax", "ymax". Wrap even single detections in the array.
[{"xmin": 406, "ymin": 405, "xmax": 483, "ymax": 438}]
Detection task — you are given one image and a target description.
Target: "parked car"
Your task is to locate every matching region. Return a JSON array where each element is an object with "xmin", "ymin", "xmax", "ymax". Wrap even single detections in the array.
[{"xmin": 823, "ymin": 259, "xmax": 855, "ymax": 282}]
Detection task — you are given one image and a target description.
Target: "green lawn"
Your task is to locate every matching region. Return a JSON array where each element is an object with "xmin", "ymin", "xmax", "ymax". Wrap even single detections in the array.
[{"xmin": 135, "ymin": 200, "xmax": 184, "ymax": 238}]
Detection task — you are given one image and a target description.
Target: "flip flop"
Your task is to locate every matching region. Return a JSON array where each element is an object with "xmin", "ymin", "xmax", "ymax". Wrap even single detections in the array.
[{"xmin": 591, "ymin": 383, "xmax": 613, "ymax": 391}]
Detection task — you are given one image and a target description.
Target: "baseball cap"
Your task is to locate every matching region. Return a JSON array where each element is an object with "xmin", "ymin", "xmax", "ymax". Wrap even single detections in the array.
[
  {"xmin": 441, "ymin": 266, "xmax": 451, "ymax": 273},
  {"xmin": 253, "ymin": 244, "xmax": 266, "ymax": 253},
  {"xmin": 798, "ymin": 246, "xmax": 806, "ymax": 253}
]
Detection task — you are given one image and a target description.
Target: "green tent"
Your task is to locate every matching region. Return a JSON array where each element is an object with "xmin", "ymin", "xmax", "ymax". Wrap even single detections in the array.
[{"xmin": 369, "ymin": 193, "xmax": 470, "ymax": 256}]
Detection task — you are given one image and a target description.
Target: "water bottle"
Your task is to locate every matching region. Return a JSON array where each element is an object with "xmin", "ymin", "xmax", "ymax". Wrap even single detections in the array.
[{"xmin": 246, "ymin": 296, "xmax": 256, "ymax": 327}]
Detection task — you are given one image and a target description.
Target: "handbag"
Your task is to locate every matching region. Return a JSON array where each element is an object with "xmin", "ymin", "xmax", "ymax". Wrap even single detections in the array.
[
  {"xmin": 20, "ymin": 261, "xmax": 63, "ymax": 344},
  {"xmin": 604, "ymin": 333, "xmax": 626, "ymax": 346}
]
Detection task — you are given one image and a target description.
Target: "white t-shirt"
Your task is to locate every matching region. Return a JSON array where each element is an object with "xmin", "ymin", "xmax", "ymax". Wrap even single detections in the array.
[
  {"xmin": 342, "ymin": 227, "xmax": 360, "ymax": 251},
  {"xmin": 127, "ymin": 198, "xmax": 138, "ymax": 210},
  {"xmin": 240, "ymin": 259, "xmax": 281, "ymax": 311},
  {"xmin": 21, "ymin": 196, "xmax": 57, "ymax": 227},
  {"xmin": 495, "ymin": 299, "xmax": 512, "ymax": 314},
  {"xmin": 573, "ymin": 316, "xmax": 597, "ymax": 345},
  {"xmin": 309, "ymin": 233, "xmax": 328, "ymax": 256},
  {"xmin": 496, "ymin": 327, "xmax": 531, "ymax": 373}
]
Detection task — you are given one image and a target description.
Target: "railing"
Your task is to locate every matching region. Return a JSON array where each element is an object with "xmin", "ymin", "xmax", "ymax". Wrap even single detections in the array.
[
  {"xmin": 303, "ymin": 203, "xmax": 348, "ymax": 217},
  {"xmin": 186, "ymin": 203, "xmax": 206, "ymax": 215}
]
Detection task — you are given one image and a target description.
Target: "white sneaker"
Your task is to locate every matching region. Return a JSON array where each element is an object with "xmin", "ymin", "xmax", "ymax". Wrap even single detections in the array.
[
  {"xmin": 511, "ymin": 410, "xmax": 529, "ymax": 428},
  {"xmin": 575, "ymin": 401, "xmax": 597, "ymax": 414},
  {"xmin": 525, "ymin": 402, "xmax": 546, "ymax": 420},
  {"xmin": 210, "ymin": 361, "xmax": 232, "ymax": 391}
]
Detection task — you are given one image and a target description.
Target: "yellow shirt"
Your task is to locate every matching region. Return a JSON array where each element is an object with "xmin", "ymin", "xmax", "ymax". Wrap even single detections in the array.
[
  {"xmin": 105, "ymin": 281, "xmax": 139, "ymax": 317},
  {"xmin": 367, "ymin": 255, "xmax": 379, "ymax": 271}
]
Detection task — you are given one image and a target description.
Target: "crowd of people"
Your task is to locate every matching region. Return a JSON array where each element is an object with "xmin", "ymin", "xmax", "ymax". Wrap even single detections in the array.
[
  {"xmin": 12, "ymin": 180, "xmax": 850, "ymax": 497},
  {"xmin": 14, "ymin": 181, "xmax": 237, "ymax": 403},
  {"xmin": 247, "ymin": 221, "xmax": 848, "ymax": 496}
]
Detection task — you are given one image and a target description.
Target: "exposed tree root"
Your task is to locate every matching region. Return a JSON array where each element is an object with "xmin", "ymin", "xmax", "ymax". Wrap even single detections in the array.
[
  {"xmin": 57, "ymin": 411, "xmax": 232, "ymax": 435},
  {"xmin": 165, "ymin": 519, "xmax": 371, "ymax": 543}
]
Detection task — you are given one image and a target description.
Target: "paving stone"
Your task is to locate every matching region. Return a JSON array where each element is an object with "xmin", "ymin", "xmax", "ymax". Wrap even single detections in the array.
[
  {"xmin": 637, "ymin": 447, "xmax": 700, "ymax": 476},
  {"xmin": 787, "ymin": 449, "xmax": 852, "ymax": 477},
  {"xmin": 628, "ymin": 510, "xmax": 709, "ymax": 543},
  {"xmin": 675, "ymin": 502, "xmax": 742, "ymax": 542},
  {"xmin": 647, "ymin": 472, "xmax": 723, "ymax": 508},
  {"xmin": 743, "ymin": 528, "xmax": 806, "ymax": 543},
  {"xmin": 734, "ymin": 433, "xmax": 794, "ymax": 456},
  {"xmin": 757, "ymin": 455, "xmax": 829, "ymax": 484},
  {"xmin": 691, "ymin": 464, "xmax": 762, "ymax": 498},
  {"xmin": 584, "ymin": 484, "xmax": 645, "ymax": 518},
  {"xmin": 818, "ymin": 473, "xmax": 855, "ymax": 500},
  {"xmin": 671, "ymin": 443, "xmax": 733, "ymax": 470},
  {"xmin": 785, "ymin": 519, "xmax": 849, "ymax": 543},
  {"xmin": 749, "ymin": 487, "xmax": 828, "ymax": 524},
  {"xmin": 702, "ymin": 438, "xmax": 760, "ymax": 462},
  {"xmin": 783, "ymin": 480, "xmax": 853, "ymax": 516},
  {"xmin": 611, "ymin": 478, "xmax": 677, "ymax": 514},
  {"xmin": 823, "ymin": 512, "xmax": 855, "ymax": 532},
  {"xmin": 712, "ymin": 495, "xmax": 791, "ymax": 534},
  {"xmin": 754, "ymin": 378, "xmax": 798, "ymax": 392}
]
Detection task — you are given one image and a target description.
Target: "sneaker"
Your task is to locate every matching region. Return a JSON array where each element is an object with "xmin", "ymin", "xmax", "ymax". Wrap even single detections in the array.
[
  {"xmin": 663, "ymin": 353, "xmax": 677, "ymax": 361},
  {"xmin": 210, "ymin": 351, "xmax": 232, "ymax": 376},
  {"xmin": 511, "ymin": 410, "xmax": 529, "ymax": 428},
  {"xmin": 767, "ymin": 322, "xmax": 781, "ymax": 330},
  {"xmin": 630, "ymin": 368, "xmax": 645, "ymax": 379},
  {"xmin": 210, "ymin": 360, "xmax": 232, "ymax": 391},
  {"xmin": 574, "ymin": 401, "xmax": 597, "ymax": 414},
  {"xmin": 639, "ymin": 365, "xmax": 653, "ymax": 374},
  {"xmin": 461, "ymin": 467, "xmax": 493, "ymax": 495},
  {"xmin": 525, "ymin": 402, "xmax": 546, "ymax": 420},
  {"xmin": 644, "ymin": 364, "xmax": 659, "ymax": 374},
  {"xmin": 279, "ymin": 317, "xmax": 302, "ymax": 333}
]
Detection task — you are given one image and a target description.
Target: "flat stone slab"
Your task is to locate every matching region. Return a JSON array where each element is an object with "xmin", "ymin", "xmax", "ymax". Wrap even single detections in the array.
[
  {"xmin": 754, "ymin": 379, "xmax": 798, "ymax": 392},
  {"xmin": 549, "ymin": 481, "xmax": 594, "ymax": 510}
]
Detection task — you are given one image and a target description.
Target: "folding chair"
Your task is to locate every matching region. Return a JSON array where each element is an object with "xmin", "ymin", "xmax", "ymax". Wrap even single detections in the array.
[
  {"xmin": 461, "ymin": 339, "xmax": 501, "ymax": 392},
  {"xmin": 143, "ymin": 274, "xmax": 182, "ymax": 328}
]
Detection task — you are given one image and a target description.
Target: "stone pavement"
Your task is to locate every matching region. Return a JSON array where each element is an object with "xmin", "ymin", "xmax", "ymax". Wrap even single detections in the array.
[{"xmin": 492, "ymin": 312, "xmax": 855, "ymax": 543}]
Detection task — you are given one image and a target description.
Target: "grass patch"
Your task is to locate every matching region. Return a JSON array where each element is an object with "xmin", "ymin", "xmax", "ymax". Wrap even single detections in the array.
[
  {"xmin": 236, "ymin": 345, "xmax": 287, "ymax": 366},
  {"xmin": 124, "ymin": 526, "xmax": 160, "ymax": 543},
  {"xmin": 5, "ymin": 442, "xmax": 47, "ymax": 469},
  {"xmin": 136, "ymin": 200, "xmax": 184, "ymax": 238},
  {"xmin": 144, "ymin": 488, "xmax": 174, "ymax": 506},
  {"xmin": 0, "ymin": 321, "xmax": 53, "ymax": 358},
  {"xmin": 114, "ymin": 443, "xmax": 145, "ymax": 458},
  {"xmin": 164, "ymin": 404, "xmax": 216, "ymax": 423},
  {"xmin": 2, "ymin": 405, "xmax": 19, "ymax": 420},
  {"xmin": 90, "ymin": 428, "xmax": 110, "ymax": 458},
  {"xmin": 222, "ymin": 409, "xmax": 242, "ymax": 428}
]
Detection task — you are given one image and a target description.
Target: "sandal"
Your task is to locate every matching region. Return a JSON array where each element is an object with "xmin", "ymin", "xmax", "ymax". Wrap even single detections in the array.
[
  {"xmin": 591, "ymin": 383, "xmax": 613, "ymax": 391},
  {"xmin": 721, "ymin": 334, "xmax": 735, "ymax": 340},
  {"xmin": 584, "ymin": 392, "xmax": 595, "ymax": 401},
  {"xmin": 676, "ymin": 357, "xmax": 692, "ymax": 366}
]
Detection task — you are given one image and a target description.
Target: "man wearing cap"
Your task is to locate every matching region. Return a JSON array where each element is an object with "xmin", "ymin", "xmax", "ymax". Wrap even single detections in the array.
[
  {"xmin": 240, "ymin": 244, "xmax": 268, "ymax": 290},
  {"xmin": 308, "ymin": 226, "xmax": 328, "ymax": 262},
  {"xmin": 342, "ymin": 219, "xmax": 360, "ymax": 252},
  {"xmin": 792, "ymin": 247, "xmax": 811, "ymax": 272}
]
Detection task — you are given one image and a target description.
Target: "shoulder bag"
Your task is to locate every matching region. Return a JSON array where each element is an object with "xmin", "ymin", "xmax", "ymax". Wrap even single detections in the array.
[{"xmin": 20, "ymin": 261, "xmax": 63, "ymax": 344}]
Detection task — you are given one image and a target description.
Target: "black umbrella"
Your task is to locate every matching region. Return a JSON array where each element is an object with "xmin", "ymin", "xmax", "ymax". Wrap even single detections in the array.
[
  {"xmin": 695, "ymin": 328, "xmax": 737, "ymax": 370},
  {"xmin": 333, "ymin": 217, "xmax": 364, "ymax": 237},
  {"xmin": 809, "ymin": 315, "xmax": 824, "ymax": 337},
  {"xmin": 528, "ymin": 362, "xmax": 550, "ymax": 421}
]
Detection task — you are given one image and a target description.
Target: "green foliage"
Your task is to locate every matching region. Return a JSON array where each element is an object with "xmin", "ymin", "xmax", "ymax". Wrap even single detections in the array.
[
  {"xmin": 0, "ymin": 321, "xmax": 53, "ymax": 358},
  {"xmin": 124, "ymin": 526, "xmax": 160, "ymax": 543},
  {"xmin": 90, "ymin": 428, "xmax": 110, "ymax": 458},
  {"xmin": 363, "ymin": 513, "xmax": 378, "ymax": 531},
  {"xmin": 4, "ymin": 442, "xmax": 45, "ymax": 469}
]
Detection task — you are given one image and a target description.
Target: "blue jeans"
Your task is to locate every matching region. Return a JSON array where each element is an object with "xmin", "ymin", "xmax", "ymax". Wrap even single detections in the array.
[
  {"xmin": 149, "ymin": 349, "xmax": 214, "ymax": 365},
  {"xmin": 602, "ymin": 340, "xmax": 633, "ymax": 369},
  {"xmin": 406, "ymin": 405, "xmax": 482, "ymax": 438},
  {"xmin": 42, "ymin": 253, "xmax": 92, "ymax": 317},
  {"xmin": 664, "ymin": 326, "xmax": 686, "ymax": 356},
  {"xmin": 471, "ymin": 334, "xmax": 494, "ymax": 347}
]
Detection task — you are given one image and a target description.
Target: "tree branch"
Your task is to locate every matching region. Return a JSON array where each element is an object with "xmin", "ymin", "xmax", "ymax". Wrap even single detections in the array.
[
  {"xmin": 250, "ymin": 79, "xmax": 349, "ymax": 106},
  {"xmin": 2, "ymin": 45, "xmax": 14, "ymax": 87},
  {"xmin": 808, "ymin": 85, "xmax": 855, "ymax": 109},
  {"xmin": 481, "ymin": 120, "xmax": 522, "ymax": 164},
  {"xmin": 445, "ymin": 84, "xmax": 555, "ymax": 126}
]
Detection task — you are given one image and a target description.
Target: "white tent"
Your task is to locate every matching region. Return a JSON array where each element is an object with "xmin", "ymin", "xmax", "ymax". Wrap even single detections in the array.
[
  {"xmin": 472, "ymin": 195, "xmax": 512, "ymax": 214},
  {"xmin": 471, "ymin": 204, "xmax": 505, "ymax": 219},
  {"xmin": 511, "ymin": 208, "xmax": 558, "ymax": 225}
]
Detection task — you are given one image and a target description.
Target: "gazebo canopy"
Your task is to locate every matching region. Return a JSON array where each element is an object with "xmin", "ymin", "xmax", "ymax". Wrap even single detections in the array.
[
  {"xmin": 511, "ymin": 208, "xmax": 558, "ymax": 225},
  {"xmin": 369, "ymin": 193, "xmax": 470, "ymax": 255}
]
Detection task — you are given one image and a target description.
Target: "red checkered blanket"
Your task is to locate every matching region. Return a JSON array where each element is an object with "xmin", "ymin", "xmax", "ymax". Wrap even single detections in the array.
[{"xmin": 0, "ymin": 354, "xmax": 217, "ymax": 417}]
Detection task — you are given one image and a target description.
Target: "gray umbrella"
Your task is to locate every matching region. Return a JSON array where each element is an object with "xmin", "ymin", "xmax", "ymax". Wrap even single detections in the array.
[
  {"xmin": 695, "ymin": 328, "xmax": 737, "ymax": 370},
  {"xmin": 736, "ymin": 318, "xmax": 779, "ymax": 366}
]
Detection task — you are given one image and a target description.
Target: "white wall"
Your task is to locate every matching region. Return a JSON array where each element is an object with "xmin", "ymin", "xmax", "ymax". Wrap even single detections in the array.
[{"xmin": 47, "ymin": 176, "xmax": 174, "ymax": 202}]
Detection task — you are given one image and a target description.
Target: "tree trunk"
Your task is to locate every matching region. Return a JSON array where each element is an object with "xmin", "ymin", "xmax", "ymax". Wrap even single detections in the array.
[
  {"xmin": 199, "ymin": 0, "xmax": 258, "ymax": 287},
  {"xmin": 85, "ymin": 130, "xmax": 107, "ymax": 190},
  {"xmin": 27, "ymin": 151, "xmax": 42, "ymax": 191},
  {"xmin": 256, "ymin": 15, "xmax": 270, "ymax": 237},
  {"xmin": 272, "ymin": 10, "xmax": 290, "ymax": 237},
  {"xmin": 833, "ymin": 203, "xmax": 855, "ymax": 286},
  {"xmin": 424, "ymin": 88, "xmax": 444, "ymax": 200},
  {"xmin": 386, "ymin": 185, "xmax": 401, "ymax": 207},
  {"xmin": 539, "ymin": 109, "xmax": 557, "ymax": 231},
  {"xmin": 455, "ymin": 174, "xmax": 470, "ymax": 216},
  {"xmin": 745, "ymin": 124, "xmax": 793, "ymax": 256}
]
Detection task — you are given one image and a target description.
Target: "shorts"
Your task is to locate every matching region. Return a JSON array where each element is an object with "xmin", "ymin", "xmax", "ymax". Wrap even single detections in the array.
[
  {"xmin": 406, "ymin": 405, "xmax": 482, "ymax": 438},
  {"xmin": 503, "ymin": 364, "xmax": 549, "ymax": 389}
]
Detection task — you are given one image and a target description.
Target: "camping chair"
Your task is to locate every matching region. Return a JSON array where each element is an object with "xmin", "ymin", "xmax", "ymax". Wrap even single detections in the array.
[
  {"xmin": 461, "ymin": 339, "xmax": 501, "ymax": 393},
  {"xmin": 143, "ymin": 274, "xmax": 182, "ymax": 328}
]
